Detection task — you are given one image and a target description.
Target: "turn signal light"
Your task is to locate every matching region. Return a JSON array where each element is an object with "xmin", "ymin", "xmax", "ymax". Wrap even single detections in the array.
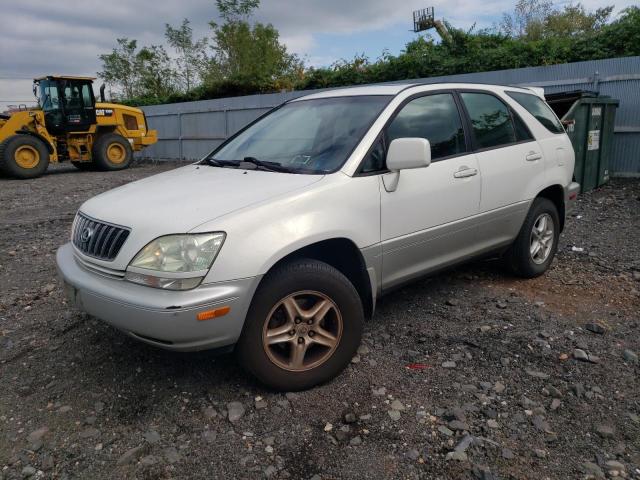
[{"xmin": 197, "ymin": 306, "xmax": 231, "ymax": 321}]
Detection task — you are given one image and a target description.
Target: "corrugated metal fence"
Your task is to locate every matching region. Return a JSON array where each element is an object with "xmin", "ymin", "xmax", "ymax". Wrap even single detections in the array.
[{"xmin": 140, "ymin": 56, "xmax": 640, "ymax": 175}]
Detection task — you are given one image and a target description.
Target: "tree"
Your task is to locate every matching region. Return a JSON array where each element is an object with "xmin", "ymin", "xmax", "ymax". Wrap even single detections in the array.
[
  {"xmin": 500, "ymin": 0, "xmax": 614, "ymax": 40},
  {"xmin": 165, "ymin": 19, "xmax": 209, "ymax": 92},
  {"xmin": 98, "ymin": 39, "xmax": 177, "ymax": 101},
  {"xmin": 543, "ymin": 4, "xmax": 613, "ymax": 37},
  {"xmin": 98, "ymin": 38, "xmax": 139, "ymax": 99},
  {"xmin": 206, "ymin": 0, "xmax": 303, "ymax": 88},
  {"xmin": 136, "ymin": 45, "xmax": 177, "ymax": 99},
  {"xmin": 216, "ymin": 0, "xmax": 259, "ymax": 22},
  {"xmin": 500, "ymin": 0, "xmax": 553, "ymax": 40}
]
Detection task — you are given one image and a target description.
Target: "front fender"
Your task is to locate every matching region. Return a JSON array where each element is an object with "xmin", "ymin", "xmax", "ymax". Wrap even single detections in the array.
[{"xmin": 199, "ymin": 173, "xmax": 381, "ymax": 284}]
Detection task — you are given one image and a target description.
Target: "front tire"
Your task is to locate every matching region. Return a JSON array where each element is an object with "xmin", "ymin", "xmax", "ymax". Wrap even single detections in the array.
[
  {"xmin": 92, "ymin": 133, "xmax": 133, "ymax": 171},
  {"xmin": 506, "ymin": 197, "xmax": 560, "ymax": 278},
  {"xmin": 0, "ymin": 135, "xmax": 50, "ymax": 179},
  {"xmin": 237, "ymin": 259, "xmax": 364, "ymax": 391}
]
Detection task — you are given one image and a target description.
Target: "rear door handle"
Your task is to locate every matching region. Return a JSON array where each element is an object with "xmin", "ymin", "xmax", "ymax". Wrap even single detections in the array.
[
  {"xmin": 453, "ymin": 167, "xmax": 478, "ymax": 179},
  {"xmin": 526, "ymin": 151, "xmax": 542, "ymax": 161}
]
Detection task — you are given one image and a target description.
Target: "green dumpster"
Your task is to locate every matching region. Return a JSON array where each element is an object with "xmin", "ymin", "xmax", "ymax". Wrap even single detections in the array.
[{"xmin": 545, "ymin": 91, "xmax": 619, "ymax": 193}]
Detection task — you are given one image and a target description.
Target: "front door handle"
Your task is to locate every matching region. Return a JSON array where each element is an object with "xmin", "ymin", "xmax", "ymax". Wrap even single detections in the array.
[
  {"xmin": 453, "ymin": 166, "xmax": 478, "ymax": 179},
  {"xmin": 526, "ymin": 151, "xmax": 542, "ymax": 161}
]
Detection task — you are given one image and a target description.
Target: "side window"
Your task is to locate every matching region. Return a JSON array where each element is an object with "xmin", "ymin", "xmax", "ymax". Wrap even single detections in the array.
[
  {"xmin": 387, "ymin": 93, "xmax": 466, "ymax": 161},
  {"xmin": 507, "ymin": 91, "xmax": 565, "ymax": 134},
  {"xmin": 81, "ymin": 84, "xmax": 93, "ymax": 108},
  {"xmin": 513, "ymin": 112, "xmax": 534, "ymax": 142},
  {"xmin": 460, "ymin": 92, "xmax": 516, "ymax": 149},
  {"xmin": 41, "ymin": 86, "xmax": 59, "ymax": 111},
  {"xmin": 360, "ymin": 136, "xmax": 386, "ymax": 174}
]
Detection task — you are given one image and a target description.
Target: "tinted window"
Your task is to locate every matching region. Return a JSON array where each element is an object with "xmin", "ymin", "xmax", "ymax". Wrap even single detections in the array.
[
  {"xmin": 360, "ymin": 136, "xmax": 386, "ymax": 174},
  {"xmin": 461, "ymin": 93, "xmax": 516, "ymax": 149},
  {"xmin": 387, "ymin": 94, "xmax": 466, "ymax": 161},
  {"xmin": 513, "ymin": 112, "xmax": 534, "ymax": 142},
  {"xmin": 507, "ymin": 91, "xmax": 565, "ymax": 134}
]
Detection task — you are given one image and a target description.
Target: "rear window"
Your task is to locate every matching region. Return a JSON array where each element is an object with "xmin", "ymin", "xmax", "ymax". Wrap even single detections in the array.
[{"xmin": 507, "ymin": 91, "xmax": 565, "ymax": 134}]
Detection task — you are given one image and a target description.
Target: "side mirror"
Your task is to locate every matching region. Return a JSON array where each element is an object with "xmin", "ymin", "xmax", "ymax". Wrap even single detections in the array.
[{"xmin": 386, "ymin": 138, "xmax": 431, "ymax": 171}]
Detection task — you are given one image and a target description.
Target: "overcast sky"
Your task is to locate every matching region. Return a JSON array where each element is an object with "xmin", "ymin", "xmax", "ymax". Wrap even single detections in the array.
[{"xmin": 0, "ymin": 0, "xmax": 634, "ymax": 110}]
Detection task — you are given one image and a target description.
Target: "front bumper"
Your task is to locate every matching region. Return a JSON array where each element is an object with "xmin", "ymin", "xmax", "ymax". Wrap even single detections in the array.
[{"xmin": 56, "ymin": 243, "xmax": 261, "ymax": 351}]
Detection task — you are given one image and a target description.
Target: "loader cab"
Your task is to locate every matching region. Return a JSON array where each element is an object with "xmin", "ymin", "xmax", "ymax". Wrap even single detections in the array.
[{"xmin": 35, "ymin": 76, "xmax": 97, "ymax": 134}]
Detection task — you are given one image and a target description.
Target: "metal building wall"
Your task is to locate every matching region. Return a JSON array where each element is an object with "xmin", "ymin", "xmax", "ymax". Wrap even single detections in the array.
[{"xmin": 140, "ymin": 56, "xmax": 640, "ymax": 175}]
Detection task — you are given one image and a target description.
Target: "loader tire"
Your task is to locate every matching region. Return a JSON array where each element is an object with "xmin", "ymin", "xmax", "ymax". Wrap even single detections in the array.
[
  {"xmin": 0, "ymin": 134, "xmax": 50, "ymax": 179},
  {"xmin": 92, "ymin": 133, "xmax": 133, "ymax": 171}
]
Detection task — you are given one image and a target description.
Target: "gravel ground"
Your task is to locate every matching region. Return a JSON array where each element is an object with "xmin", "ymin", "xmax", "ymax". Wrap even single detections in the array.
[{"xmin": 1, "ymin": 163, "xmax": 639, "ymax": 480}]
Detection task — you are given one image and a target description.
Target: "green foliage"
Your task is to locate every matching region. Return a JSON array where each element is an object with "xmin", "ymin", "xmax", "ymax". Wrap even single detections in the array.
[
  {"xmin": 99, "ymin": 0, "xmax": 301, "ymax": 104},
  {"xmin": 136, "ymin": 45, "xmax": 177, "ymax": 99},
  {"xmin": 98, "ymin": 38, "xmax": 139, "ymax": 99},
  {"xmin": 165, "ymin": 19, "xmax": 209, "ymax": 91},
  {"xmin": 98, "ymin": 39, "xmax": 177, "ymax": 101},
  {"xmin": 206, "ymin": 13, "xmax": 303, "ymax": 88},
  {"xmin": 101, "ymin": 3, "xmax": 640, "ymax": 107},
  {"xmin": 216, "ymin": 0, "xmax": 260, "ymax": 22},
  {"xmin": 296, "ymin": 5, "xmax": 640, "ymax": 91},
  {"xmin": 501, "ymin": 0, "xmax": 614, "ymax": 40}
]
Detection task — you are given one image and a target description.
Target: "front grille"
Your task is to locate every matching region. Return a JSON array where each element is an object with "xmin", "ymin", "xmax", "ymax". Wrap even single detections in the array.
[{"xmin": 72, "ymin": 213, "xmax": 130, "ymax": 261}]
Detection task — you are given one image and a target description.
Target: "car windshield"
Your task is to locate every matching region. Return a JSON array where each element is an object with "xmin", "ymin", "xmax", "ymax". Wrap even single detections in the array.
[{"xmin": 206, "ymin": 95, "xmax": 391, "ymax": 174}]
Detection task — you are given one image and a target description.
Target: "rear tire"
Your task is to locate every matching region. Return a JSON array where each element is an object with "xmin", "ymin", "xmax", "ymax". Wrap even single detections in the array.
[
  {"xmin": 236, "ymin": 259, "xmax": 364, "ymax": 391},
  {"xmin": 92, "ymin": 133, "xmax": 133, "ymax": 171},
  {"xmin": 506, "ymin": 197, "xmax": 560, "ymax": 278},
  {"xmin": 0, "ymin": 135, "xmax": 50, "ymax": 179}
]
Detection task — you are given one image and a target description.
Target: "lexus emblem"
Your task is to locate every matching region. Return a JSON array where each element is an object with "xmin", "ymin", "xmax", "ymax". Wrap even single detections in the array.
[{"xmin": 80, "ymin": 226, "xmax": 94, "ymax": 243}]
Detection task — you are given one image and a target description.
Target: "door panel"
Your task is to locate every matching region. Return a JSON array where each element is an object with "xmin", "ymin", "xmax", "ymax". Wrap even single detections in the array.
[
  {"xmin": 459, "ymin": 91, "xmax": 545, "ymax": 212},
  {"xmin": 379, "ymin": 92, "xmax": 482, "ymax": 289},
  {"xmin": 380, "ymin": 154, "xmax": 481, "ymax": 289},
  {"xmin": 459, "ymin": 91, "xmax": 546, "ymax": 249},
  {"xmin": 61, "ymin": 80, "xmax": 96, "ymax": 132},
  {"xmin": 474, "ymin": 141, "xmax": 541, "ymax": 212}
]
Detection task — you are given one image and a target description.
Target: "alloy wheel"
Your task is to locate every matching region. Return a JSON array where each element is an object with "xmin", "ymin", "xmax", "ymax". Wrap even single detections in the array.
[
  {"xmin": 262, "ymin": 290, "xmax": 343, "ymax": 372},
  {"xmin": 530, "ymin": 213, "xmax": 554, "ymax": 264}
]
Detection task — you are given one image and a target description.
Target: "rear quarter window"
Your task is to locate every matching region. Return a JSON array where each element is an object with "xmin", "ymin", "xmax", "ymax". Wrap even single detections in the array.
[{"xmin": 507, "ymin": 91, "xmax": 565, "ymax": 134}]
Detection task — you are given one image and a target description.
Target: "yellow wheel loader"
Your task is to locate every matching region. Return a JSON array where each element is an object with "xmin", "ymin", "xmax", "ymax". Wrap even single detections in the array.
[{"xmin": 0, "ymin": 76, "xmax": 157, "ymax": 179}]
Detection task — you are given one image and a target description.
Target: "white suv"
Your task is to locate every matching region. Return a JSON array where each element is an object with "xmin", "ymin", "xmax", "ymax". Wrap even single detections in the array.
[{"xmin": 57, "ymin": 83, "xmax": 579, "ymax": 390}]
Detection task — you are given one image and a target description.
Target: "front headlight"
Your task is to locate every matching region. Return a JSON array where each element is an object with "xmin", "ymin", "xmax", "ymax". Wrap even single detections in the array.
[{"xmin": 125, "ymin": 233, "xmax": 225, "ymax": 290}]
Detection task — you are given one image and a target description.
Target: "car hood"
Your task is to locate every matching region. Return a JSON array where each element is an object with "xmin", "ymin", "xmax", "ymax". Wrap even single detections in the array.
[{"xmin": 80, "ymin": 164, "xmax": 324, "ymax": 235}]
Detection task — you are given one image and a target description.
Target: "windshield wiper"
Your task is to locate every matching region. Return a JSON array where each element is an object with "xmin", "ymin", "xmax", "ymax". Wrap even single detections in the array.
[
  {"xmin": 239, "ymin": 157, "xmax": 295, "ymax": 173},
  {"xmin": 204, "ymin": 156, "xmax": 295, "ymax": 173},
  {"xmin": 203, "ymin": 158, "xmax": 239, "ymax": 167}
]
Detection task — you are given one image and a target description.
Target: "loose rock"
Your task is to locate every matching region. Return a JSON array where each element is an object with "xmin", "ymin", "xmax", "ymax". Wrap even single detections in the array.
[
  {"xmin": 117, "ymin": 445, "xmax": 145, "ymax": 466},
  {"xmin": 623, "ymin": 349, "xmax": 638, "ymax": 363},
  {"xmin": 595, "ymin": 424, "xmax": 615, "ymax": 438},
  {"xmin": 585, "ymin": 323, "xmax": 606, "ymax": 334},
  {"xmin": 388, "ymin": 410, "xmax": 401, "ymax": 421},
  {"xmin": 227, "ymin": 402, "xmax": 245, "ymax": 423}
]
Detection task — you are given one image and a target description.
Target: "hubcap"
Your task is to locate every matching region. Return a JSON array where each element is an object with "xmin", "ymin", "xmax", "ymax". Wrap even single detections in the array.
[
  {"xmin": 106, "ymin": 143, "xmax": 126, "ymax": 164},
  {"xmin": 14, "ymin": 145, "xmax": 40, "ymax": 169},
  {"xmin": 262, "ymin": 291, "xmax": 343, "ymax": 372},
  {"xmin": 530, "ymin": 213, "xmax": 554, "ymax": 264}
]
